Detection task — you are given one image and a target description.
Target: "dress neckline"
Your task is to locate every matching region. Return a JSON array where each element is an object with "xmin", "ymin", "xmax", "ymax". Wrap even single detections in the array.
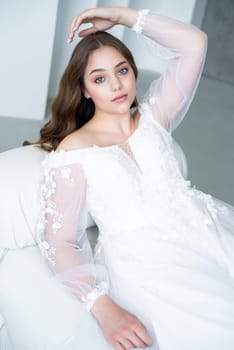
[{"xmin": 55, "ymin": 111, "xmax": 144, "ymax": 156}]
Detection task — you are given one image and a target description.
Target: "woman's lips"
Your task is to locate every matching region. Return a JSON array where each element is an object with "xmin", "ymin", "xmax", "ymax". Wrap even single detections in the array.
[{"xmin": 112, "ymin": 94, "xmax": 128, "ymax": 102}]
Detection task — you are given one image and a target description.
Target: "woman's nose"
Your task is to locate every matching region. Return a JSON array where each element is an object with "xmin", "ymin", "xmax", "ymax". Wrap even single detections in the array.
[{"xmin": 110, "ymin": 75, "xmax": 122, "ymax": 91}]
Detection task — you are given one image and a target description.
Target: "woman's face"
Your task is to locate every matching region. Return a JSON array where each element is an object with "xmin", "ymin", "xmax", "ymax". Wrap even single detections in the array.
[{"xmin": 83, "ymin": 46, "xmax": 136, "ymax": 116}]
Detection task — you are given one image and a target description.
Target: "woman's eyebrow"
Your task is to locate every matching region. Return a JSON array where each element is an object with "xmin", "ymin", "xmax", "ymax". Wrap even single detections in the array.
[{"xmin": 89, "ymin": 60, "xmax": 127, "ymax": 75}]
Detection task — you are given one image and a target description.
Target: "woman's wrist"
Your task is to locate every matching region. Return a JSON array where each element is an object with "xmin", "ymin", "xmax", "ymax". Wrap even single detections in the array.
[
  {"xmin": 90, "ymin": 294, "xmax": 112, "ymax": 318},
  {"xmin": 131, "ymin": 9, "xmax": 150, "ymax": 34},
  {"xmin": 117, "ymin": 7, "xmax": 138, "ymax": 28},
  {"xmin": 84, "ymin": 281, "xmax": 109, "ymax": 312}
]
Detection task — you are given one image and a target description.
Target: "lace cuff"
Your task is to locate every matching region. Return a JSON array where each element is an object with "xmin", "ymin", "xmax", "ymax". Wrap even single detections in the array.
[
  {"xmin": 132, "ymin": 9, "xmax": 150, "ymax": 34},
  {"xmin": 82, "ymin": 281, "xmax": 109, "ymax": 312}
]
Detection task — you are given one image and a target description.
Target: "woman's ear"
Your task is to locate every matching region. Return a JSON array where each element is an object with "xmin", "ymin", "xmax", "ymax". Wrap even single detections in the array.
[{"xmin": 83, "ymin": 88, "xmax": 91, "ymax": 99}]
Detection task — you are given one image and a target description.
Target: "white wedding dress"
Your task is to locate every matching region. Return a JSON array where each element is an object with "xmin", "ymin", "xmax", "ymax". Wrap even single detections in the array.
[{"xmin": 35, "ymin": 10, "xmax": 234, "ymax": 350}]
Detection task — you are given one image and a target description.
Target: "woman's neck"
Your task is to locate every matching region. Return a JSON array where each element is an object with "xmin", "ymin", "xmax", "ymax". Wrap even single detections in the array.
[{"xmin": 89, "ymin": 109, "xmax": 137, "ymax": 138}]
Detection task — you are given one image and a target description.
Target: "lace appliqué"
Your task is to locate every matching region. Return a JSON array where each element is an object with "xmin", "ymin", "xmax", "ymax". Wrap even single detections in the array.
[
  {"xmin": 37, "ymin": 162, "xmax": 74, "ymax": 267},
  {"xmin": 132, "ymin": 9, "xmax": 150, "ymax": 34},
  {"xmin": 81, "ymin": 281, "xmax": 109, "ymax": 312}
]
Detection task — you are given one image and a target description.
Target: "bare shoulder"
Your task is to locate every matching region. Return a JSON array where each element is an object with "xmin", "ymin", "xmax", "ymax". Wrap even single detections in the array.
[{"xmin": 56, "ymin": 127, "xmax": 94, "ymax": 151}]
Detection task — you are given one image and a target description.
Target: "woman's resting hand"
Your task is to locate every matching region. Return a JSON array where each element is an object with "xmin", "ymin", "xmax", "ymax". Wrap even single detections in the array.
[{"xmin": 91, "ymin": 295, "xmax": 154, "ymax": 350}]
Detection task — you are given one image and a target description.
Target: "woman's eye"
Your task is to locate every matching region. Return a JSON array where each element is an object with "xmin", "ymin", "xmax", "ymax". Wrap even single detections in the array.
[
  {"xmin": 118, "ymin": 67, "xmax": 128, "ymax": 75},
  {"xmin": 94, "ymin": 76, "xmax": 105, "ymax": 84}
]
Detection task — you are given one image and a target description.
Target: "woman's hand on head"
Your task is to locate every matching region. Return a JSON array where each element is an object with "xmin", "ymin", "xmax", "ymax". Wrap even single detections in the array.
[
  {"xmin": 68, "ymin": 7, "xmax": 138, "ymax": 43},
  {"xmin": 91, "ymin": 295, "xmax": 154, "ymax": 350}
]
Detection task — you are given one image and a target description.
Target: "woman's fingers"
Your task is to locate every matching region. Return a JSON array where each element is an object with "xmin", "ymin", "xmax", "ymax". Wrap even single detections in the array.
[
  {"xmin": 126, "ymin": 332, "xmax": 149, "ymax": 348},
  {"xmin": 114, "ymin": 343, "xmax": 125, "ymax": 350},
  {"xmin": 68, "ymin": 9, "xmax": 97, "ymax": 39},
  {"xmin": 118, "ymin": 338, "xmax": 135, "ymax": 349},
  {"xmin": 117, "ymin": 318, "xmax": 153, "ymax": 349},
  {"xmin": 68, "ymin": 13, "xmax": 88, "ymax": 42},
  {"xmin": 68, "ymin": 16, "xmax": 79, "ymax": 42},
  {"xmin": 78, "ymin": 24, "xmax": 97, "ymax": 37},
  {"xmin": 134, "ymin": 323, "xmax": 154, "ymax": 347},
  {"xmin": 68, "ymin": 7, "xmax": 119, "ymax": 43}
]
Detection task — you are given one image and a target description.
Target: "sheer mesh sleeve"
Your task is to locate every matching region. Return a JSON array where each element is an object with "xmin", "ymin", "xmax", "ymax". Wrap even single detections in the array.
[
  {"xmin": 132, "ymin": 10, "xmax": 208, "ymax": 132},
  {"xmin": 37, "ymin": 153, "xmax": 109, "ymax": 311}
]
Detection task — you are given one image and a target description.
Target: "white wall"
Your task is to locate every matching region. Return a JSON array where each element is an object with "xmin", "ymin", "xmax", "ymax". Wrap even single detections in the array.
[{"xmin": 0, "ymin": 0, "xmax": 58, "ymax": 120}]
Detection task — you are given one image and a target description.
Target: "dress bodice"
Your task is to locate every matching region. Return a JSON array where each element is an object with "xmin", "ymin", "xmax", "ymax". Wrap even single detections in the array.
[
  {"xmin": 76, "ymin": 105, "xmax": 185, "ymax": 234},
  {"xmin": 43, "ymin": 105, "xmax": 227, "ymax": 267},
  {"xmin": 44, "ymin": 105, "xmax": 182, "ymax": 232}
]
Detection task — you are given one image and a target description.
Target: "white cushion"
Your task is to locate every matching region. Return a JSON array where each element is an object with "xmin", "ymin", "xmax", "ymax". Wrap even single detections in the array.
[{"xmin": 0, "ymin": 146, "xmax": 45, "ymax": 249}]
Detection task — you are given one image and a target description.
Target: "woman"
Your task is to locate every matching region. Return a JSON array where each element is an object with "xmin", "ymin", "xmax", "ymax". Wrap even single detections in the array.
[{"xmin": 37, "ymin": 6, "xmax": 234, "ymax": 350}]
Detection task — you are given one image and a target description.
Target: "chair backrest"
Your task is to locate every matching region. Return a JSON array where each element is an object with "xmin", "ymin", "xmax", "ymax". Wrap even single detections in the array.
[{"xmin": 0, "ymin": 145, "xmax": 46, "ymax": 249}]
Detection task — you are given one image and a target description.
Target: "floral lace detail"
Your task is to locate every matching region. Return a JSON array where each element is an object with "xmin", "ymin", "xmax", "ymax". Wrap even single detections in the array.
[
  {"xmin": 37, "ymin": 158, "xmax": 76, "ymax": 266},
  {"xmin": 82, "ymin": 281, "xmax": 109, "ymax": 312},
  {"xmin": 37, "ymin": 161, "xmax": 61, "ymax": 266},
  {"xmin": 132, "ymin": 9, "xmax": 150, "ymax": 34}
]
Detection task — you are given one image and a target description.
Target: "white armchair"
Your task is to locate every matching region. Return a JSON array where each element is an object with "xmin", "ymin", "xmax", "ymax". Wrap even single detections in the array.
[{"xmin": 0, "ymin": 142, "xmax": 187, "ymax": 349}]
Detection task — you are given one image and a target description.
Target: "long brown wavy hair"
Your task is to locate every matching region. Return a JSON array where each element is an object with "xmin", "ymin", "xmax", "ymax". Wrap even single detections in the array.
[{"xmin": 25, "ymin": 31, "xmax": 138, "ymax": 151}]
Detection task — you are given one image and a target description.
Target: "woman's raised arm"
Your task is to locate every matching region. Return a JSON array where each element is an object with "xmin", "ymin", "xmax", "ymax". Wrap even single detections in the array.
[{"xmin": 133, "ymin": 10, "xmax": 208, "ymax": 132}]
